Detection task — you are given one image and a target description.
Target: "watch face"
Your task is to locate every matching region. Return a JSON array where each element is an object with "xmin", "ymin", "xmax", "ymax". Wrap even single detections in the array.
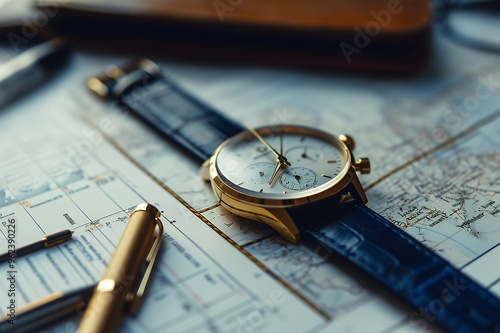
[{"xmin": 212, "ymin": 125, "xmax": 351, "ymax": 204}]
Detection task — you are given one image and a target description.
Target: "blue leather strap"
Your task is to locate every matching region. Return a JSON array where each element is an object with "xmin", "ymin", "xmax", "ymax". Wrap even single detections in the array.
[
  {"xmin": 111, "ymin": 63, "xmax": 500, "ymax": 333},
  {"xmin": 119, "ymin": 74, "xmax": 244, "ymax": 162},
  {"xmin": 298, "ymin": 201, "xmax": 500, "ymax": 333}
]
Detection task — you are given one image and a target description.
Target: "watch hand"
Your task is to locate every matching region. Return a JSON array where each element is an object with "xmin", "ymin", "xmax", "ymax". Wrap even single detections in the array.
[
  {"xmin": 301, "ymin": 153, "xmax": 313, "ymax": 160},
  {"xmin": 280, "ymin": 126, "xmax": 284, "ymax": 156},
  {"xmin": 253, "ymin": 150, "xmax": 272, "ymax": 160},
  {"xmin": 293, "ymin": 174, "xmax": 301, "ymax": 182},
  {"xmin": 301, "ymin": 147, "xmax": 315, "ymax": 161},
  {"xmin": 245, "ymin": 125, "xmax": 280, "ymax": 158},
  {"xmin": 245, "ymin": 125, "xmax": 291, "ymax": 167},
  {"xmin": 269, "ymin": 161, "xmax": 285, "ymax": 185}
]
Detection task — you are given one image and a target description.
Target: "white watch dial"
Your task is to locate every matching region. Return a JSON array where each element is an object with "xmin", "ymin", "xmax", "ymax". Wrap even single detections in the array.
[
  {"xmin": 284, "ymin": 146, "xmax": 322, "ymax": 165},
  {"xmin": 214, "ymin": 126, "xmax": 350, "ymax": 199},
  {"xmin": 242, "ymin": 162, "xmax": 275, "ymax": 184},
  {"xmin": 279, "ymin": 167, "xmax": 319, "ymax": 190}
]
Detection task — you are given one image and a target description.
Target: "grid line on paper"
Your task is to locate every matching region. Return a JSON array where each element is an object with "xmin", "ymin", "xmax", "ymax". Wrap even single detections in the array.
[
  {"xmin": 100, "ymin": 130, "xmax": 332, "ymax": 321},
  {"xmin": 365, "ymin": 107, "xmax": 500, "ymax": 192}
]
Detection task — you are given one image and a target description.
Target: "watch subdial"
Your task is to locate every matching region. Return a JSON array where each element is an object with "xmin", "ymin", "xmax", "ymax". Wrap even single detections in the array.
[
  {"xmin": 242, "ymin": 162, "xmax": 275, "ymax": 185},
  {"xmin": 285, "ymin": 146, "xmax": 322, "ymax": 165},
  {"xmin": 279, "ymin": 167, "xmax": 318, "ymax": 191}
]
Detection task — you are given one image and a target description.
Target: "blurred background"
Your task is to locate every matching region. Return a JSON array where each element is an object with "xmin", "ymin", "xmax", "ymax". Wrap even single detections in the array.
[
  {"xmin": 1, "ymin": 2, "xmax": 500, "ymax": 333},
  {"xmin": 2, "ymin": 0, "xmax": 500, "ymax": 72}
]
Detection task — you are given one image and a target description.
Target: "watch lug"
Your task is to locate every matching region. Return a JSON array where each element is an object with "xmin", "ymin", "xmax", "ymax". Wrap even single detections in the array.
[
  {"xmin": 347, "ymin": 167, "xmax": 368, "ymax": 205},
  {"xmin": 338, "ymin": 134, "xmax": 355, "ymax": 151},
  {"xmin": 212, "ymin": 186, "xmax": 301, "ymax": 243},
  {"xmin": 266, "ymin": 208, "xmax": 301, "ymax": 243},
  {"xmin": 199, "ymin": 159, "xmax": 211, "ymax": 181}
]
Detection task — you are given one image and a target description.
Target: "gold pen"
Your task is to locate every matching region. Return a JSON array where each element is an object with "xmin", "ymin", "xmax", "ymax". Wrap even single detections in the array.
[{"xmin": 77, "ymin": 203, "xmax": 163, "ymax": 333}]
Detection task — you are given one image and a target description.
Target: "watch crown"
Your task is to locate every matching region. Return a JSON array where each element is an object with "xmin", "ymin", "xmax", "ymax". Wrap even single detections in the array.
[
  {"xmin": 354, "ymin": 158, "xmax": 371, "ymax": 174},
  {"xmin": 338, "ymin": 134, "xmax": 355, "ymax": 151}
]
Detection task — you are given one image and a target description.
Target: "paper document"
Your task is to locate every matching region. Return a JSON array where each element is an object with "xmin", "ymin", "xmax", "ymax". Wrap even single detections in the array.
[{"xmin": 1, "ymin": 29, "xmax": 499, "ymax": 333}]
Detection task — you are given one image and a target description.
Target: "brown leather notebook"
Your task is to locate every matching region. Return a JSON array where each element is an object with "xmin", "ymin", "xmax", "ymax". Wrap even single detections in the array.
[{"xmin": 34, "ymin": 0, "xmax": 431, "ymax": 72}]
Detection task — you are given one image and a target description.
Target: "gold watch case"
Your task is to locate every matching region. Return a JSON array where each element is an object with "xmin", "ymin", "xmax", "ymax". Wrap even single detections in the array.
[{"xmin": 200, "ymin": 125, "xmax": 370, "ymax": 243}]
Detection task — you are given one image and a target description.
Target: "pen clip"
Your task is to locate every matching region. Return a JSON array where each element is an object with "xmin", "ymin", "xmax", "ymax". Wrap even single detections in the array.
[
  {"xmin": 126, "ymin": 216, "xmax": 164, "ymax": 314},
  {"xmin": 43, "ymin": 230, "xmax": 74, "ymax": 248}
]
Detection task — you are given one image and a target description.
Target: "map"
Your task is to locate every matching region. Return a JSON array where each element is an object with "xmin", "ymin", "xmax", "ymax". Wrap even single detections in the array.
[
  {"xmin": 369, "ymin": 118, "xmax": 500, "ymax": 267},
  {"xmin": 78, "ymin": 34, "xmax": 500, "ymax": 332},
  {"xmin": 0, "ymin": 110, "xmax": 323, "ymax": 333},
  {"xmin": 0, "ymin": 28, "xmax": 499, "ymax": 333}
]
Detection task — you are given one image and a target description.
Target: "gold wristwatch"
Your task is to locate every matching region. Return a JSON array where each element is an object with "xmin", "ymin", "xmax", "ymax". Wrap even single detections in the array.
[
  {"xmin": 88, "ymin": 59, "xmax": 500, "ymax": 333},
  {"xmin": 200, "ymin": 125, "xmax": 370, "ymax": 243}
]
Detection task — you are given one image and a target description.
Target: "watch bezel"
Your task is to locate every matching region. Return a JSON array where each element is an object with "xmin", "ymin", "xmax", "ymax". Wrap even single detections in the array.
[{"xmin": 209, "ymin": 125, "xmax": 353, "ymax": 208}]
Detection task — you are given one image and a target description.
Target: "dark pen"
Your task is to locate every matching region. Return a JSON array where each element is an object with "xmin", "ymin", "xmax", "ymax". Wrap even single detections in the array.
[
  {"xmin": 0, "ymin": 285, "xmax": 95, "ymax": 333},
  {"xmin": 0, "ymin": 229, "xmax": 74, "ymax": 263},
  {"xmin": 0, "ymin": 37, "xmax": 70, "ymax": 109}
]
